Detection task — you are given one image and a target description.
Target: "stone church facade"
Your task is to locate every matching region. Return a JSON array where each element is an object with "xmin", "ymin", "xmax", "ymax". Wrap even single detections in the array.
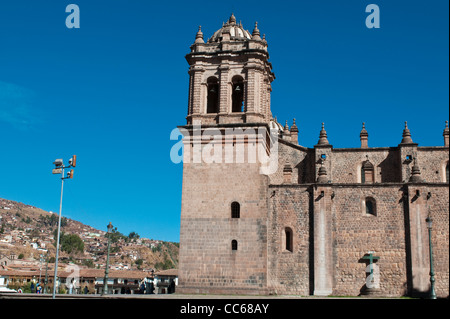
[{"xmin": 177, "ymin": 14, "xmax": 449, "ymax": 297}]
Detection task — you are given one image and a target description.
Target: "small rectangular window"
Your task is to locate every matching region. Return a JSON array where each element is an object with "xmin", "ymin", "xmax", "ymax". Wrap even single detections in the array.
[
  {"xmin": 231, "ymin": 202, "xmax": 240, "ymax": 218},
  {"xmin": 231, "ymin": 240, "xmax": 238, "ymax": 251},
  {"xmin": 365, "ymin": 197, "xmax": 377, "ymax": 216},
  {"xmin": 285, "ymin": 227, "xmax": 293, "ymax": 252}
]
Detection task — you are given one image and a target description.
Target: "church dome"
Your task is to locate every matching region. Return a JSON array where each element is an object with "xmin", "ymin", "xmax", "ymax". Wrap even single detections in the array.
[
  {"xmin": 207, "ymin": 14, "xmax": 252, "ymax": 43},
  {"xmin": 269, "ymin": 119, "xmax": 284, "ymax": 133}
]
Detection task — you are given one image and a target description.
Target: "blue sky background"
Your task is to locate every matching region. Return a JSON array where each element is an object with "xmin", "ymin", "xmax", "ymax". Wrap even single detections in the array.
[{"xmin": 0, "ymin": 0, "xmax": 448, "ymax": 242}]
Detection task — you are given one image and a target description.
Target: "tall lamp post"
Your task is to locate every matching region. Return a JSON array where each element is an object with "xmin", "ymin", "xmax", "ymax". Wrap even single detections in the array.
[
  {"xmin": 43, "ymin": 253, "xmax": 49, "ymax": 294},
  {"xmin": 425, "ymin": 216, "xmax": 437, "ymax": 299},
  {"xmin": 102, "ymin": 222, "xmax": 113, "ymax": 296},
  {"xmin": 38, "ymin": 254, "xmax": 44, "ymax": 286},
  {"xmin": 51, "ymin": 155, "xmax": 76, "ymax": 299}
]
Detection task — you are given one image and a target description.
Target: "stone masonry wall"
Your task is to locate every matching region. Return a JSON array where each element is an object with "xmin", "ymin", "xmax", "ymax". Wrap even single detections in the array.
[
  {"xmin": 420, "ymin": 185, "xmax": 449, "ymax": 298},
  {"xmin": 267, "ymin": 185, "xmax": 311, "ymax": 295},
  {"xmin": 269, "ymin": 141, "xmax": 313, "ymax": 185},
  {"xmin": 330, "ymin": 148, "xmax": 401, "ymax": 184},
  {"xmin": 178, "ymin": 139, "xmax": 269, "ymax": 295},
  {"xmin": 266, "ymin": 182, "xmax": 449, "ymax": 297},
  {"xmin": 416, "ymin": 147, "xmax": 449, "ymax": 183},
  {"xmin": 269, "ymin": 144, "xmax": 448, "ymax": 186},
  {"xmin": 330, "ymin": 185, "xmax": 408, "ymax": 296},
  {"xmin": 261, "ymin": 140, "xmax": 448, "ymax": 297}
]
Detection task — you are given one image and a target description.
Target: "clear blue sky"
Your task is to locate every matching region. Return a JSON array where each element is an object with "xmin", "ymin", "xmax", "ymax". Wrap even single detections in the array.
[{"xmin": 0, "ymin": 1, "xmax": 448, "ymax": 242}]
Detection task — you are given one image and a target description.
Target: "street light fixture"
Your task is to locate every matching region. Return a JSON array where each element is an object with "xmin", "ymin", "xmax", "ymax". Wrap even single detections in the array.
[
  {"xmin": 425, "ymin": 216, "xmax": 437, "ymax": 299},
  {"xmin": 102, "ymin": 222, "xmax": 113, "ymax": 296},
  {"xmin": 51, "ymin": 155, "xmax": 77, "ymax": 299}
]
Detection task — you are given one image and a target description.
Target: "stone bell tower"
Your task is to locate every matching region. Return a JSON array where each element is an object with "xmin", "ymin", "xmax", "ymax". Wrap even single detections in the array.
[
  {"xmin": 178, "ymin": 14, "xmax": 277, "ymax": 295},
  {"xmin": 185, "ymin": 13, "xmax": 275, "ymax": 125}
]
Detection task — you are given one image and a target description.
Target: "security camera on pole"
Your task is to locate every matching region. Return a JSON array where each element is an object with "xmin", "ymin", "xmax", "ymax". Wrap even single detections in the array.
[{"xmin": 51, "ymin": 155, "xmax": 77, "ymax": 299}]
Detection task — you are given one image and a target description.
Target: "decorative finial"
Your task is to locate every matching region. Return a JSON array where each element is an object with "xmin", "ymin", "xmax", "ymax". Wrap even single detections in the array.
[
  {"xmin": 360, "ymin": 122, "xmax": 368, "ymax": 137},
  {"xmin": 194, "ymin": 25, "xmax": 204, "ymax": 44},
  {"xmin": 443, "ymin": 120, "xmax": 449, "ymax": 146},
  {"xmin": 409, "ymin": 157, "xmax": 423, "ymax": 183},
  {"xmin": 401, "ymin": 121, "xmax": 413, "ymax": 144},
  {"xmin": 290, "ymin": 118, "xmax": 298, "ymax": 133},
  {"xmin": 317, "ymin": 165, "xmax": 328, "ymax": 183},
  {"xmin": 360, "ymin": 122, "xmax": 368, "ymax": 148},
  {"xmin": 229, "ymin": 13, "xmax": 236, "ymax": 25},
  {"xmin": 252, "ymin": 21, "xmax": 261, "ymax": 40},
  {"xmin": 317, "ymin": 122, "xmax": 330, "ymax": 145}
]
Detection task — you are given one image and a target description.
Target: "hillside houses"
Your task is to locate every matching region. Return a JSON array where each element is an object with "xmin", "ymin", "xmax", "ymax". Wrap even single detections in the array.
[{"xmin": 0, "ymin": 198, "xmax": 179, "ymax": 276}]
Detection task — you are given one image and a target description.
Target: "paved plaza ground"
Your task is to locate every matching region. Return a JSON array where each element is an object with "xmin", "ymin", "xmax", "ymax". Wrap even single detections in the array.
[{"xmin": 0, "ymin": 292, "xmax": 415, "ymax": 299}]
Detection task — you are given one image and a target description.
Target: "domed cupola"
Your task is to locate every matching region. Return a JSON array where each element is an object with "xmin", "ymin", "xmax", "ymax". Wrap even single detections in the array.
[
  {"xmin": 208, "ymin": 13, "xmax": 252, "ymax": 43},
  {"xmin": 269, "ymin": 118, "xmax": 284, "ymax": 135}
]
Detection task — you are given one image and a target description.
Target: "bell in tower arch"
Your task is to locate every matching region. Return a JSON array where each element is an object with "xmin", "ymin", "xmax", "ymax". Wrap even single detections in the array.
[{"xmin": 232, "ymin": 76, "xmax": 245, "ymax": 113}]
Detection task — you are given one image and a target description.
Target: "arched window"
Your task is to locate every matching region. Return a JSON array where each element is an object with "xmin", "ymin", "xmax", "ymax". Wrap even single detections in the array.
[
  {"xmin": 365, "ymin": 197, "xmax": 376, "ymax": 216},
  {"xmin": 206, "ymin": 77, "xmax": 219, "ymax": 113},
  {"xmin": 285, "ymin": 227, "xmax": 293, "ymax": 252},
  {"xmin": 232, "ymin": 76, "xmax": 244, "ymax": 112},
  {"xmin": 231, "ymin": 202, "xmax": 240, "ymax": 218},
  {"xmin": 231, "ymin": 240, "xmax": 238, "ymax": 251},
  {"xmin": 361, "ymin": 159, "xmax": 374, "ymax": 183}
]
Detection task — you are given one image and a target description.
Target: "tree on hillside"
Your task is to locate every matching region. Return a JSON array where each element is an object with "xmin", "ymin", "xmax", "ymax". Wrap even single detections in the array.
[
  {"xmin": 128, "ymin": 231, "xmax": 140, "ymax": 241},
  {"xmin": 135, "ymin": 258, "xmax": 144, "ymax": 269},
  {"xmin": 108, "ymin": 227, "xmax": 126, "ymax": 243},
  {"xmin": 154, "ymin": 256, "xmax": 174, "ymax": 270},
  {"xmin": 61, "ymin": 233, "xmax": 84, "ymax": 254},
  {"xmin": 53, "ymin": 230, "xmax": 84, "ymax": 254},
  {"xmin": 40, "ymin": 214, "xmax": 67, "ymax": 228},
  {"xmin": 22, "ymin": 216, "xmax": 32, "ymax": 224}
]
